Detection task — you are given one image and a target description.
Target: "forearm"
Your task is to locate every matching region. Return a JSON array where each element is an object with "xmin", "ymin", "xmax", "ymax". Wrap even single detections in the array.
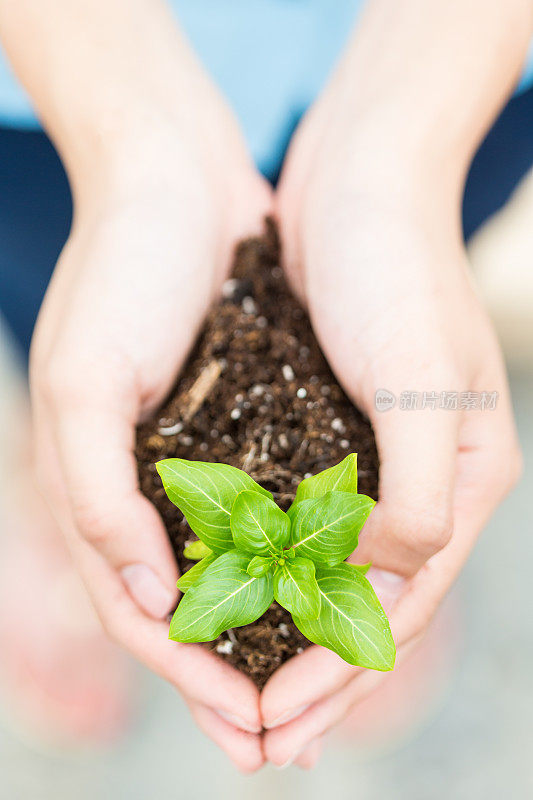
[
  {"xmin": 338, "ymin": 0, "xmax": 533, "ymax": 185},
  {"xmin": 0, "ymin": 0, "xmax": 206, "ymax": 197}
]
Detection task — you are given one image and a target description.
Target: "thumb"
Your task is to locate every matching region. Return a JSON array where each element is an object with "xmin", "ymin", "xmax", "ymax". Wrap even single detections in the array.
[
  {"xmin": 53, "ymin": 398, "xmax": 178, "ymax": 619},
  {"xmin": 355, "ymin": 398, "xmax": 458, "ymax": 576}
]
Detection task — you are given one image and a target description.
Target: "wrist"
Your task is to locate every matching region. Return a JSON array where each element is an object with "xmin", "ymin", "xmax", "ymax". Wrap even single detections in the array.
[
  {"xmin": 313, "ymin": 109, "xmax": 464, "ymax": 227},
  {"xmin": 332, "ymin": 0, "xmax": 533, "ymax": 192},
  {"xmin": 342, "ymin": 107, "xmax": 466, "ymax": 195},
  {"xmin": 65, "ymin": 115, "xmax": 194, "ymax": 205}
]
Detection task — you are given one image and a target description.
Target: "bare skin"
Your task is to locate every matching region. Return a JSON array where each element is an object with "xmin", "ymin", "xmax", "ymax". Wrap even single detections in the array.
[
  {"xmin": 0, "ymin": 0, "xmax": 530, "ymax": 771},
  {"xmin": 0, "ymin": 0, "xmax": 272, "ymax": 773},
  {"xmin": 262, "ymin": 0, "xmax": 529, "ymax": 765}
]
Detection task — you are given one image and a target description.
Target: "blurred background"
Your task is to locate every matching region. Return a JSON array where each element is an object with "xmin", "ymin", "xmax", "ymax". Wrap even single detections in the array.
[
  {"xmin": 1, "ymin": 7, "xmax": 532, "ymax": 794},
  {"xmin": 1, "ymin": 156, "xmax": 532, "ymax": 798},
  {"xmin": 0, "ymin": 323, "xmax": 531, "ymax": 796}
]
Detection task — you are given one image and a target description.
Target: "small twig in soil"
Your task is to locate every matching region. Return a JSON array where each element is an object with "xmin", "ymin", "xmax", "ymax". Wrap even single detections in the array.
[
  {"xmin": 242, "ymin": 443, "xmax": 257, "ymax": 473},
  {"xmin": 227, "ymin": 628, "xmax": 238, "ymax": 645},
  {"xmin": 298, "ymin": 439, "xmax": 309, "ymax": 456},
  {"xmin": 255, "ymin": 467, "xmax": 294, "ymax": 487},
  {"xmin": 290, "ymin": 438, "xmax": 309, "ymax": 469},
  {"xmin": 260, "ymin": 432, "xmax": 271, "ymax": 462},
  {"xmin": 181, "ymin": 359, "xmax": 223, "ymax": 423}
]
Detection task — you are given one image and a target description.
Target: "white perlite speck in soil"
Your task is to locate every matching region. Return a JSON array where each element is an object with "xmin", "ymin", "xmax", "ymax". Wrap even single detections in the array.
[{"xmin": 282, "ymin": 364, "xmax": 295, "ymax": 381}]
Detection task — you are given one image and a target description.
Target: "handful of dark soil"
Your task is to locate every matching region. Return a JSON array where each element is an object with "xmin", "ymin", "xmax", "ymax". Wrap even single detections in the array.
[{"xmin": 136, "ymin": 221, "xmax": 378, "ymax": 688}]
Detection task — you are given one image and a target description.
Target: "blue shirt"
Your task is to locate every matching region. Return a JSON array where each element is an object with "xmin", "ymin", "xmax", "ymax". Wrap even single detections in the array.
[{"xmin": 0, "ymin": 0, "xmax": 532, "ymax": 177}]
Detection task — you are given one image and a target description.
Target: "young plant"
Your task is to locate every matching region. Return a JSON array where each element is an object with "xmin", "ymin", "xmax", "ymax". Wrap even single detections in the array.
[{"xmin": 156, "ymin": 454, "xmax": 395, "ymax": 671}]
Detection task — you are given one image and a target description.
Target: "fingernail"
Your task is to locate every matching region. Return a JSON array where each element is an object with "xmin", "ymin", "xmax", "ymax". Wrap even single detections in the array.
[
  {"xmin": 366, "ymin": 567, "xmax": 405, "ymax": 608},
  {"xmin": 216, "ymin": 709, "xmax": 262, "ymax": 734},
  {"xmin": 264, "ymin": 703, "xmax": 310, "ymax": 730},
  {"xmin": 274, "ymin": 741, "xmax": 309, "ymax": 770},
  {"xmin": 295, "ymin": 737, "xmax": 321, "ymax": 770},
  {"xmin": 121, "ymin": 564, "xmax": 175, "ymax": 619},
  {"xmin": 274, "ymin": 757, "xmax": 296, "ymax": 770}
]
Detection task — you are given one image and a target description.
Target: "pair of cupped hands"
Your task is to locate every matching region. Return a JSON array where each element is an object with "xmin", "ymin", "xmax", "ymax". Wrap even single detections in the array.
[{"xmin": 30, "ymin": 57, "xmax": 521, "ymax": 771}]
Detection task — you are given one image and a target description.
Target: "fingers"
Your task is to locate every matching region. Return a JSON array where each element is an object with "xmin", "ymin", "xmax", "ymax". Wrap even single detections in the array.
[
  {"xmin": 52, "ymin": 398, "xmax": 179, "ymax": 619},
  {"xmin": 190, "ymin": 687, "xmax": 322, "ymax": 773},
  {"xmin": 261, "ymin": 374, "xmax": 520, "ymax": 753},
  {"xmin": 263, "ymin": 637, "xmax": 421, "ymax": 767},
  {"xmin": 300, "ymin": 261, "xmax": 461, "ymax": 577},
  {"xmin": 265, "ymin": 447, "xmax": 515, "ymax": 766},
  {"xmin": 261, "ymin": 571, "xmax": 404, "ymax": 734},
  {"xmin": 293, "ymin": 736, "xmax": 323, "ymax": 770},
  {"xmin": 260, "ymin": 420, "xmax": 508, "ymax": 743},
  {"xmin": 66, "ymin": 526, "xmax": 264, "ymax": 733},
  {"xmin": 261, "ymin": 568, "xmax": 404, "ymax": 730},
  {"xmin": 33, "ymin": 369, "xmax": 268, "ymax": 762},
  {"xmin": 262, "ymin": 410, "xmax": 520, "ymax": 741},
  {"xmin": 453, "ymin": 375, "xmax": 522, "ymax": 522},
  {"xmin": 379, "ymin": 429, "xmax": 521, "ymax": 655},
  {"xmin": 187, "ymin": 702, "xmax": 264, "ymax": 774},
  {"xmin": 261, "ymin": 646, "xmax": 356, "ymax": 730},
  {"xmin": 354, "ymin": 403, "xmax": 458, "ymax": 576},
  {"xmin": 264, "ymin": 666, "xmax": 388, "ymax": 767},
  {"xmin": 264, "ymin": 396, "xmax": 522, "ymax": 765}
]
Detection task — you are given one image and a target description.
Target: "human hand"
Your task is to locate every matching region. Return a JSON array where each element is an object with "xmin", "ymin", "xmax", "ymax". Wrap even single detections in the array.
[
  {"xmin": 1, "ymin": 0, "xmax": 277, "ymax": 771},
  {"xmin": 29, "ymin": 96, "xmax": 272, "ymax": 770},
  {"xmin": 262, "ymin": 35, "xmax": 523, "ymax": 766}
]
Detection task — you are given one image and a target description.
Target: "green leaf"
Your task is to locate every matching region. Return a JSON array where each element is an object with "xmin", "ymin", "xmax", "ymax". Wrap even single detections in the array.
[
  {"xmin": 156, "ymin": 459, "xmax": 271, "ymax": 554},
  {"xmin": 169, "ymin": 551, "xmax": 273, "ymax": 643},
  {"xmin": 353, "ymin": 562, "xmax": 371, "ymax": 575},
  {"xmin": 290, "ymin": 490, "xmax": 375, "ymax": 566},
  {"xmin": 247, "ymin": 555, "xmax": 273, "ymax": 578},
  {"xmin": 287, "ymin": 498, "xmax": 313, "ymax": 524},
  {"xmin": 231, "ymin": 490, "xmax": 290, "ymax": 555},
  {"xmin": 176, "ymin": 553, "xmax": 217, "ymax": 592},
  {"xmin": 274, "ymin": 557, "xmax": 320, "ymax": 620},
  {"xmin": 294, "ymin": 454, "xmax": 359, "ymax": 504},
  {"xmin": 293, "ymin": 562, "xmax": 395, "ymax": 670},
  {"xmin": 183, "ymin": 540, "xmax": 212, "ymax": 561}
]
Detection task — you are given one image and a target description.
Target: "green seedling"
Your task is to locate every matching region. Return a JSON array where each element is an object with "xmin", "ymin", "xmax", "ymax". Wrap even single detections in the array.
[{"xmin": 156, "ymin": 454, "xmax": 395, "ymax": 671}]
